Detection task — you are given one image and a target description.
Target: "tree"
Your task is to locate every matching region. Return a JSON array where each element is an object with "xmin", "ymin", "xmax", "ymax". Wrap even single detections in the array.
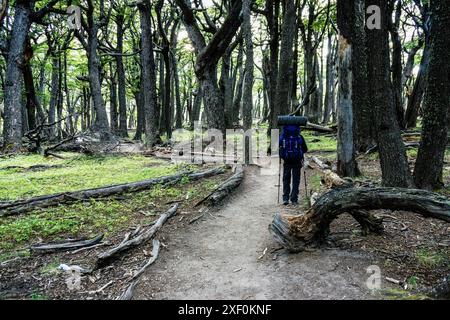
[
  {"xmin": 336, "ymin": 0, "xmax": 360, "ymax": 178},
  {"xmin": 413, "ymin": 0, "xmax": 450, "ymax": 190},
  {"xmin": 2, "ymin": 0, "xmax": 61, "ymax": 152},
  {"xmin": 242, "ymin": 0, "xmax": 254, "ymax": 131},
  {"xmin": 138, "ymin": 0, "xmax": 160, "ymax": 146},
  {"xmin": 275, "ymin": 0, "xmax": 296, "ymax": 118},
  {"xmin": 175, "ymin": 0, "xmax": 243, "ymax": 133},
  {"xmin": 75, "ymin": 0, "xmax": 111, "ymax": 141},
  {"xmin": 366, "ymin": 0, "xmax": 412, "ymax": 187}
]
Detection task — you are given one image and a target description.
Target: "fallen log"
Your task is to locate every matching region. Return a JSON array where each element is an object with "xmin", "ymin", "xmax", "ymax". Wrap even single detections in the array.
[
  {"xmin": 194, "ymin": 166, "xmax": 244, "ymax": 207},
  {"xmin": 309, "ymin": 156, "xmax": 331, "ymax": 170},
  {"xmin": 0, "ymin": 167, "xmax": 225, "ymax": 217},
  {"xmin": 30, "ymin": 234, "xmax": 104, "ymax": 253},
  {"xmin": 304, "ymin": 122, "xmax": 335, "ymax": 133},
  {"xmin": 270, "ymin": 187, "xmax": 450, "ymax": 252},
  {"xmin": 95, "ymin": 204, "xmax": 178, "ymax": 269}
]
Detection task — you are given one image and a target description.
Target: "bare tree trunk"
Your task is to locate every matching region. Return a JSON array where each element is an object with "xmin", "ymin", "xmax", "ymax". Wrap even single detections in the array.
[
  {"xmin": 86, "ymin": 4, "xmax": 110, "ymax": 140},
  {"xmin": 138, "ymin": 0, "xmax": 160, "ymax": 146},
  {"xmin": 275, "ymin": 0, "xmax": 296, "ymax": 117},
  {"xmin": 3, "ymin": 0, "xmax": 32, "ymax": 152},
  {"xmin": 267, "ymin": 0, "xmax": 280, "ymax": 130},
  {"xmin": 323, "ymin": 32, "xmax": 334, "ymax": 125},
  {"xmin": 242, "ymin": 0, "xmax": 254, "ymax": 130},
  {"xmin": 389, "ymin": 0, "xmax": 405, "ymax": 129},
  {"xmin": 336, "ymin": 0, "xmax": 359, "ymax": 178},
  {"xmin": 353, "ymin": 0, "xmax": 374, "ymax": 151},
  {"xmin": 405, "ymin": 41, "xmax": 431, "ymax": 129},
  {"xmin": 109, "ymin": 62, "xmax": 118, "ymax": 134},
  {"xmin": 366, "ymin": 0, "xmax": 412, "ymax": 188},
  {"xmin": 116, "ymin": 13, "xmax": 128, "ymax": 138},
  {"xmin": 48, "ymin": 54, "xmax": 59, "ymax": 139},
  {"xmin": 232, "ymin": 43, "xmax": 244, "ymax": 126},
  {"xmin": 414, "ymin": 0, "xmax": 450, "ymax": 190}
]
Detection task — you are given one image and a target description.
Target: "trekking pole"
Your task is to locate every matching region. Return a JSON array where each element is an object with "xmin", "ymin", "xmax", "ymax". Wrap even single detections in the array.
[
  {"xmin": 277, "ymin": 157, "xmax": 281, "ymax": 204},
  {"xmin": 303, "ymin": 166, "xmax": 308, "ymax": 197}
]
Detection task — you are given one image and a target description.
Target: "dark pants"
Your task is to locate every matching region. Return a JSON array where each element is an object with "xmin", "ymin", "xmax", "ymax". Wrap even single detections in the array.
[{"xmin": 283, "ymin": 163, "xmax": 301, "ymax": 203}]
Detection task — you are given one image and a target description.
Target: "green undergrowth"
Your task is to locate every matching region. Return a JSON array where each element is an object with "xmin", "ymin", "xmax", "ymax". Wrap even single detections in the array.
[
  {"xmin": 0, "ymin": 174, "xmax": 222, "ymax": 251},
  {"xmin": 0, "ymin": 153, "xmax": 192, "ymax": 200},
  {"xmin": 0, "ymin": 152, "xmax": 222, "ymax": 251}
]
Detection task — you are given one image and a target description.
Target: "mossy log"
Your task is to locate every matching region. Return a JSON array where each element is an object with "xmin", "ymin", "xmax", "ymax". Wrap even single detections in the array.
[{"xmin": 270, "ymin": 187, "xmax": 450, "ymax": 252}]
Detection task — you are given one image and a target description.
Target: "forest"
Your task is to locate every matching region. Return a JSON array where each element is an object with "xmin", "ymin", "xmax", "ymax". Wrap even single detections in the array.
[{"xmin": 0, "ymin": 0, "xmax": 449, "ymax": 301}]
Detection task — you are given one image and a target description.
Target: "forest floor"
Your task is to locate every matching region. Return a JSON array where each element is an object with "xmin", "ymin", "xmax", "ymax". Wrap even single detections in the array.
[{"xmin": 0, "ymin": 132, "xmax": 449, "ymax": 300}]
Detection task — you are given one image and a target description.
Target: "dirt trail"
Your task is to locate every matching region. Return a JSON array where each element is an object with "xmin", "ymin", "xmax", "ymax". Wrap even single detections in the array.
[{"xmin": 135, "ymin": 166, "xmax": 378, "ymax": 300}]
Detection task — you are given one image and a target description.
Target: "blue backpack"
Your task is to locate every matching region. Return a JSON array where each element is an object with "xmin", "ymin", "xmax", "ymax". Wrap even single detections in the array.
[{"xmin": 280, "ymin": 125, "xmax": 304, "ymax": 162}]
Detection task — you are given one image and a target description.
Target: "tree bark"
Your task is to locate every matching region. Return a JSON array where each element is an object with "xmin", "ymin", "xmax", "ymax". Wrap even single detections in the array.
[
  {"xmin": 336, "ymin": 0, "xmax": 359, "ymax": 178},
  {"xmin": 275, "ymin": 0, "xmax": 296, "ymax": 117},
  {"xmin": 2, "ymin": 0, "xmax": 32, "ymax": 152},
  {"xmin": 389, "ymin": 0, "xmax": 405, "ymax": 129},
  {"xmin": 413, "ymin": 0, "xmax": 450, "ymax": 190},
  {"xmin": 116, "ymin": 13, "xmax": 128, "ymax": 138},
  {"xmin": 242, "ymin": 0, "xmax": 254, "ymax": 130},
  {"xmin": 366, "ymin": 0, "xmax": 412, "ymax": 187},
  {"xmin": 85, "ymin": 2, "xmax": 110, "ymax": 140},
  {"xmin": 138, "ymin": 0, "xmax": 160, "ymax": 146},
  {"xmin": 353, "ymin": 0, "xmax": 374, "ymax": 151}
]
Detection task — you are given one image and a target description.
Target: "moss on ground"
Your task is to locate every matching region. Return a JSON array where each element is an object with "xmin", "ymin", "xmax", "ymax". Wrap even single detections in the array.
[
  {"xmin": 0, "ymin": 153, "xmax": 222, "ymax": 251},
  {"xmin": 0, "ymin": 153, "xmax": 192, "ymax": 200}
]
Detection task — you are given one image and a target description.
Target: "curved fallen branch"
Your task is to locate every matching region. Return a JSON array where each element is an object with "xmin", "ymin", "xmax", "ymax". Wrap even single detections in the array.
[
  {"xmin": 95, "ymin": 204, "xmax": 178, "ymax": 269},
  {"xmin": 30, "ymin": 234, "xmax": 104, "ymax": 253},
  {"xmin": 0, "ymin": 167, "xmax": 225, "ymax": 217},
  {"xmin": 117, "ymin": 239, "xmax": 161, "ymax": 300},
  {"xmin": 270, "ymin": 187, "xmax": 450, "ymax": 252}
]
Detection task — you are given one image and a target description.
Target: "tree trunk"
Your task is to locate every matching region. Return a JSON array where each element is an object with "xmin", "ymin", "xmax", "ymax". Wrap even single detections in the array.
[
  {"xmin": 353, "ymin": 0, "xmax": 374, "ymax": 151},
  {"xmin": 404, "ymin": 40, "xmax": 431, "ymax": 129},
  {"xmin": 48, "ymin": 54, "xmax": 59, "ymax": 140},
  {"xmin": 116, "ymin": 13, "xmax": 128, "ymax": 138},
  {"xmin": 139, "ymin": 0, "xmax": 160, "ymax": 146},
  {"xmin": 3, "ymin": 0, "xmax": 32, "ymax": 152},
  {"xmin": 389, "ymin": 0, "xmax": 405, "ymax": 129},
  {"xmin": 275, "ymin": 0, "xmax": 296, "ymax": 117},
  {"xmin": 190, "ymin": 86, "xmax": 202, "ymax": 129},
  {"xmin": 242, "ymin": 0, "xmax": 254, "ymax": 131},
  {"xmin": 366, "ymin": 0, "xmax": 412, "ymax": 188},
  {"xmin": 336, "ymin": 0, "xmax": 359, "ymax": 178},
  {"xmin": 413, "ymin": 0, "xmax": 450, "ymax": 190},
  {"xmin": 232, "ymin": 43, "xmax": 244, "ymax": 126},
  {"xmin": 109, "ymin": 62, "xmax": 118, "ymax": 134},
  {"xmin": 323, "ymin": 32, "xmax": 335, "ymax": 125},
  {"xmin": 267, "ymin": 0, "xmax": 280, "ymax": 130},
  {"xmin": 270, "ymin": 187, "xmax": 450, "ymax": 252},
  {"xmin": 133, "ymin": 80, "xmax": 144, "ymax": 141},
  {"xmin": 86, "ymin": 10, "xmax": 110, "ymax": 140}
]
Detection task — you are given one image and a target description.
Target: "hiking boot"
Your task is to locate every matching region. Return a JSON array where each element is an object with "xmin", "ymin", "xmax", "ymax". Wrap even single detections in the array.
[
  {"xmin": 291, "ymin": 201, "xmax": 299, "ymax": 206},
  {"xmin": 283, "ymin": 201, "xmax": 289, "ymax": 206}
]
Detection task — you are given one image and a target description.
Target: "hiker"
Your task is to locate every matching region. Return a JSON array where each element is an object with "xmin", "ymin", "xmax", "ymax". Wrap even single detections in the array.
[{"xmin": 279, "ymin": 124, "xmax": 308, "ymax": 206}]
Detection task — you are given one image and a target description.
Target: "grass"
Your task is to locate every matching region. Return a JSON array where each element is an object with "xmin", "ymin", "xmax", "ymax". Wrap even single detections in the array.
[
  {"xmin": 415, "ymin": 248, "xmax": 448, "ymax": 268},
  {"xmin": 0, "ymin": 153, "xmax": 188, "ymax": 200},
  {"xmin": 0, "ymin": 152, "xmax": 223, "ymax": 250},
  {"xmin": 0, "ymin": 181, "xmax": 220, "ymax": 250}
]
